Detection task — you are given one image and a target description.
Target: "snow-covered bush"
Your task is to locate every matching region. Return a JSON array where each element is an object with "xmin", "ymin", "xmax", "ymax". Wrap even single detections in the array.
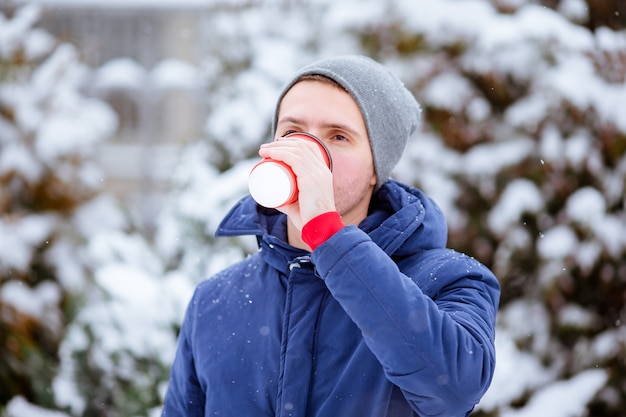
[
  {"xmin": 0, "ymin": 3, "xmax": 115, "ymax": 411},
  {"xmin": 2, "ymin": 0, "xmax": 624, "ymax": 416},
  {"xmin": 347, "ymin": 1, "xmax": 625, "ymax": 415},
  {"xmin": 161, "ymin": 1, "xmax": 625, "ymax": 416},
  {"xmin": 0, "ymin": 5, "xmax": 187, "ymax": 416}
]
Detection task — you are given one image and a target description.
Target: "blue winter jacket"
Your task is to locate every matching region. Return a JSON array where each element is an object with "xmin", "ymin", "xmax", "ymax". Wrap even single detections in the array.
[{"xmin": 162, "ymin": 180, "xmax": 500, "ymax": 417}]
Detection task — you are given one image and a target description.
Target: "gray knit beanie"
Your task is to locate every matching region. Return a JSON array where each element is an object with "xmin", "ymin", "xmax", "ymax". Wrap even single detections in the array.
[{"xmin": 272, "ymin": 55, "xmax": 421, "ymax": 189}]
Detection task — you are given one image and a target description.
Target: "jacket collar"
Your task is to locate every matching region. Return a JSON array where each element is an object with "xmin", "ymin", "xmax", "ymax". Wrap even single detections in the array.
[{"xmin": 215, "ymin": 180, "xmax": 447, "ymax": 258}]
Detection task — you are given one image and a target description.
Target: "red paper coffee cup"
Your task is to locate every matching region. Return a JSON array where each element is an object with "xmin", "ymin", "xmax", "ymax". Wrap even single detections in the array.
[{"xmin": 249, "ymin": 132, "xmax": 332, "ymax": 208}]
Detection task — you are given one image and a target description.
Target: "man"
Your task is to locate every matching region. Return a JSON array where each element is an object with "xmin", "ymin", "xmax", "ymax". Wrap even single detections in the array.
[{"xmin": 162, "ymin": 55, "xmax": 500, "ymax": 417}]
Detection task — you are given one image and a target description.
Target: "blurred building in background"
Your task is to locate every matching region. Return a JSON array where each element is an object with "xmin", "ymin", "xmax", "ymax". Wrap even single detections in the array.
[{"xmin": 3, "ymin": 0, "xmax": 209, "ymax": 222}]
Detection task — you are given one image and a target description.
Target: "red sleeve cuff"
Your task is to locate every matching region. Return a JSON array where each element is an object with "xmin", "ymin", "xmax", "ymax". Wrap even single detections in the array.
[{"xmin": 301, "ymin": 211, "xmax": 344, "ymax": 251}]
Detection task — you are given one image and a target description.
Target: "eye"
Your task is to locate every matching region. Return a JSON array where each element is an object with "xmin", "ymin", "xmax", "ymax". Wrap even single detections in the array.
[
  {"xmin": 281, "ymin": 129, "xmax": 298, "ymax": 137},
  {"xmin": 331, "ymin": 134, "xmax": 348, "ymax": 142}
]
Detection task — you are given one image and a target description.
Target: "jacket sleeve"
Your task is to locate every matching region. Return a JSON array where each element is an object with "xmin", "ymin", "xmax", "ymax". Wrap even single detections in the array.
[
  {"xmin": 162, "ymin": 290, "xmax": 205, "ymax": 417},
  {"xmin": 312, "ymin": 225, "xmax": 500, "ymax": 417}
]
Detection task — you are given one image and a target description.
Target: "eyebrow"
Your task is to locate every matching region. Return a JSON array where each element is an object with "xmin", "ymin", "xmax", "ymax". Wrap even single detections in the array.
[{"xmin": 277, "ymin": 116, "xmax": 363, "ymax": 138}]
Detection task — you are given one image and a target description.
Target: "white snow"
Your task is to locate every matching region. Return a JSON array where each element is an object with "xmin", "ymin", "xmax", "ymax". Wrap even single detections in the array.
[
  {"xmin": 462, "ymin": 138, "xmax": 536, "ymax": 179},
  {"xmin": 397, "ymin": 0, "xmax": 496, "ymax": 46},
  {"xmin": 5, "ymin": 397, "xmax": 71, "ymax": 417},
  {"xmin": 539, "ymin": 124, "xmax": 566, "ymax": 164},
  {"xmin": 558, "ymin": 0, "xmax": 589, "ymax": 22},
  {"xmin": 92, "ymin": 263, "xmax": 172, "ymax": 355},
  {"xmin": 93, "ymin": 58, "xmax": 147, "ymax": 90},
  {"xmin": 23, "ymin": 27, "xmax": 55, "ymax": 61},
  {"xmin": 0, "ymin": 3, "xmax": 42, "ymax": 57},
  {"xmin": 544, "ymin": 54, "xmax": 599, "ymax": 109},
  {"xmin": 0, "ymin": 280, "xmax": 62, "ymax": 328},
  {"xmin": 565, "ymin": 187, "xmax": 626, "ymax": 257},
  {"xmin": 35, "ymin": 97, "xmax": 116, "ymax": 162},
  {"xmin": 13, "ymin": 0, "xmax": 210, "ymax": 8},
  {"xmin": 488, "ymin": 179, "xmax": 544, "ymax": 236},
  {"xmin": 558, "ymin": 303, "xmax": 599, "ymax": 330},
  {"xmin": 2, "ymin": 1, "xmax": 625, "ymax": 416},
  {"xmin": 595, "ymin": 214, "xmax": 626, "ymax": 258},
  {"xmin": 566, "ymin": 187, "xmax": 606, "ymax": 227},
  {"xmin": 72, "ymin": 194, "xmax": 128, "ymax": 237},
  {"xmin": 595, "ymin": 26, "xmax": 626, "ymax": 51},
  {"xmin": 422, "ymin": 71, "xmax": 475, "ymax": 113},
  {"xmin": 537, "ymin": 225, "xmax": 578, "ymax": 260},
  {"xmin": 0, "ymin": 143, "xmax": 43, "ymax": 183},
  {"xmin": 501, "ymin": 369, "xmax": 608, "ymax": 417},
  {"xmin": 576, "ymin": 241, "xmax": 602, "ymax": 274},
  {"xmin": 506, "ymin": 5, "xmax": 594, "ymax": 51},
  {"xmin": 564, "ymin": 131, "xmax": 593, "ymax": 167},
  {"xmin": 44, "ymin": 237, "xmax": 87, "ymax": 292},
  {"xmin": 0, "ymin": 215, "xmax": 55, "ymax": 272},
  {"xmin": 150, "ymin": 58, "xmax": 202, "ymax": 90},
  {"xmin": 505, "ymin": 94, "xmax": 551, "ymax": 131},
  {"xmin": 589, "ymin": 327, "xmax": 626, "ymax": 361},
  {"xmin": 477, "ymin": 329, "xmax": 553, "ymax": 412}
]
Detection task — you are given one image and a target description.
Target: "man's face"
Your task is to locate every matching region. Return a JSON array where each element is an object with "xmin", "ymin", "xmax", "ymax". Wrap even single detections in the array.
[{"xmin": 275, "ymin": 80, "xmax": 376, "ymax": 224}]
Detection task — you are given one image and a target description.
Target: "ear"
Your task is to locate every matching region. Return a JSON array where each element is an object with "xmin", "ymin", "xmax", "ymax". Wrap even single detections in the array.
[{"xmin": 369, "ymin": 171, "xmax": 377, "ymax": 186}]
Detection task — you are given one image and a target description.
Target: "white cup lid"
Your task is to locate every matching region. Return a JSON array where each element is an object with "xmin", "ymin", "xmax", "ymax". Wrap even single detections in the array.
[{"xmin": 249, "ymin": 162, "xmax": 295, "ymax": 208}]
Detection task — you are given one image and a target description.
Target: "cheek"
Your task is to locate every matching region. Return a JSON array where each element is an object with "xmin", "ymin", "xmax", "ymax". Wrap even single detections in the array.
[{"xmin": 331, "ymin": 156, "xmax": 375, "ymax": 189}]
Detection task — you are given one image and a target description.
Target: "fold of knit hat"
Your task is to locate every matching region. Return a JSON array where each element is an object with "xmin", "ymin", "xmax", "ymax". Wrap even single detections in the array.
[{"xmin": 272, "ymin": 55, "xmax": 421, "ymax": 189}]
